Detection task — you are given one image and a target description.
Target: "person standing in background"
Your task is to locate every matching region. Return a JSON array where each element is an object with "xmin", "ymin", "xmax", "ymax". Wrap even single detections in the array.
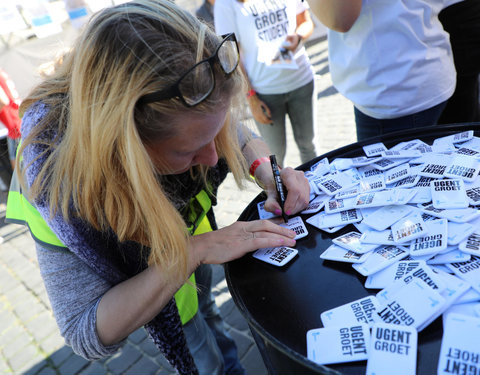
[
  {"xmin": 438, "ymin": 0, "xmax": 480, "ymax": 124},
  {"xmin": 0, "ymin": 68, "xmax": 21, "ymax": 171},
  {"xmin": 196, "ymin": 0, "xmax": 215, "ymax": 27},
  {"xmin": 307, "ymin": 0, "xmax": 457, "ymax": 141},
  {"xmin": 215, "ymin": 0, "xmax": 317, "ymax": 167}
]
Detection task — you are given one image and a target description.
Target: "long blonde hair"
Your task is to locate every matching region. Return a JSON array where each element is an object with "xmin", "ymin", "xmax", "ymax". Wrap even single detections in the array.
[{"xmin": 19, "ymin": 0, "xmax": 248, "ymax": 280}]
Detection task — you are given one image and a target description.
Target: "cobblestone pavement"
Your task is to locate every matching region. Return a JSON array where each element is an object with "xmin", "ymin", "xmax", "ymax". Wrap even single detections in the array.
[{"xmin": 0, "ymin": 3, "xmax": 356, "ymax": 374}]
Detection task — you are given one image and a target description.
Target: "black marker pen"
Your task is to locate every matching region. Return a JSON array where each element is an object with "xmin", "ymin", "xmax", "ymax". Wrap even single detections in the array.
[{"xmin": 270, "ymin": 155, "xmax": 289, "ymax": 223}]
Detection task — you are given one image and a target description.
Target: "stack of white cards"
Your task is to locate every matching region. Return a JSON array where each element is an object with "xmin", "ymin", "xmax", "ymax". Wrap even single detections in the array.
[{"xmin": 301, "ymin": 131, "xmax": 480, "ymax": 373}]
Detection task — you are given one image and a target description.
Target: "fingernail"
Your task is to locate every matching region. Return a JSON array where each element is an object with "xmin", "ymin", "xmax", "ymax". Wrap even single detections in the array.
[
  {"xmin": 275, "ymin": 209, "xmax": 282, "ymax": 215},
  {"xmin": 289, "ymin": 239, "xmax": 296, "ymax": 246},
  {"xmin": 286, "ymin": 210, "xmax": 292, "ymax": 215}
]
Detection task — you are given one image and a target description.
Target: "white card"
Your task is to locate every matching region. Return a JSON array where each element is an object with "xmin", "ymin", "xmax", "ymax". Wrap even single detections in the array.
[
  {"xmin": 310, "ymin": 157, "xmax": 330, "ymax": 176},
  {"xmin": 408, "ymin": 187, "xmax": 432, "ymax": 204},
  {"xmin": 280, "ymin": 216, "xmax": 308, "ymax": 240},
  {"xmin": 321, "ymin": 296, "xmax": 381, "ymax": 328},
  {"xmin": 366, "ymin": 323, "xmax": 417, "ymax": 375},
  {"xmin": 434, "ymin": 130, "xmax": 474, "ymax": 145},
  {"xmin": 324, "ymin": 197, "xmax": 356, "ymax": 214},
  {"xmin": 394, "ymin": 188, "xmax": 417, "ymax": 205},
  {"xmin": 427, "ymin": 250, "xmax": 471, "ymax": 265},
  {"xmin": 354, "ymin": 190, "xmax": 397, "ymax": 208},
  {"xmin": 352, "ymin": 156, "xmax": 383, "ymax": 167},
  {"xmin": 391, "ymin": 212, "xmax": 428, "ymax": 244},
  {"xmin": 409, "ymin": 219, "xmax": 448, "ymax": 256},
  {"xmin": 360, "ymin": 229, "xmax": 395, "ymax": 245},
  {"xmin": 374, "ymin": 279, "xmax": 445, "ymax": 329},
  {"xmin": 431, "ymin": 179, "xmax": 469, "ymax": 209},
  {"xmin": 352, "ymin": 245, "xmax": 409, "ymax": 276},
  {"xmin": 364, "ymin": 142, "xmax": 387, "ymax": 157},
  {"xmin": 381, "ymin": 149, "xmax": 422, "ymax": 159},
  {"xmin": 333, "ymin": 231, "xmax": 379, "ymax": 254},
  {"xmin": 320, "ymin": 244, "xmax": 371, "ymax": 263},
  {"xmin": 365, "ymin": 260, "xmax": 425, "ymax": 290},
  {"xmin": 448, "ymin": 221, "xmax": 476, "ymax": 245},
  {"xmin": 358, "ymin": 165, "xmax": 385, "ymax": 179},
  {"xmin": 384, "ymin": 163, "xmax": 411, "ymax": 185},
  {"xmin": 373, "ymin": 158, "xmax": 411, "ymax": 171},
  {"xmin": 316, "ymin": 172, "xmax": 358, "ymax": 196},
  {"xmin": 306, "ymin": 324, "xmax": 370, "ymax": 365},
  {"xmin": 466, "ymin": 183, "xmax": 480, "ymax": 206},
  {"xmin": 389, "ymin": 174, "xmax": 420, "ymax": 189},
  {"xmin": 361, "ymin": 205, "xmax": 414, "ymax": 231},
  {"xmin": 417, "ymin": 154, "xmax": 454, "ymax": 178},
  {"xmin": 257, "ymin": 200, "xmax": 278, "ymax": 220},
  {"xmin": 252, "ymin": 246, "xmax": 298, "ymax": 266},
  {"xmin": 308, "ymin": 209, "xmax": 363, "ymax": 229},
  {"xmin": 359, "ymin": 175, "xmax": 386, "ymax": 192},
  {"xmin": 459, "ymin": 231, "xmax": 480, "ymax": 255},
  {"xmin": 447, "ymin": 255, "xmax": 480, "ymax": 293},
  {"xmin": 444, "ymin": 155, "xmax": 480, "ymax": 182},
  {"xmin": 437, "ymin": 313, "xmax": 480, "ymax": 375},
  {"xmin": 301, "ymin": 194, "xmax": 329, "ymax": 214}
]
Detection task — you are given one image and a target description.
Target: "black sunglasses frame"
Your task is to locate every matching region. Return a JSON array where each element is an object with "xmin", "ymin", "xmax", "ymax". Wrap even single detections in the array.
[{"xmin": 138, "ymin": 33, "xmax": 239, "ymax": 107}]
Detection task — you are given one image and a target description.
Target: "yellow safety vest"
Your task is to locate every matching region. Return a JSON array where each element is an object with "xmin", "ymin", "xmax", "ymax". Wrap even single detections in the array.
[{"xmin": 6, "ymin": 171, "xmax": 213, "ymax": 325}]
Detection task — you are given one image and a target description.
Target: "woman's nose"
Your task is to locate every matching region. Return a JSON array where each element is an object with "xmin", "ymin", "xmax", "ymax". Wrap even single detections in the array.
[{"xmin": 195, "ymin": 141, "xmax": 218, "ymax": 167}]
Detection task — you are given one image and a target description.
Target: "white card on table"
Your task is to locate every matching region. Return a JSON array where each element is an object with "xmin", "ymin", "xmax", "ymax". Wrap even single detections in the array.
[
  {"xmin": 352, "ymin": 156, "xmax": 383, "ymax": 167},
  {"xmin": 320, "ymin": 244, "xmax": 371, "ymax": 263},
  {"xmin": 410, "ymin": 219, "xmax": 448, "ymax": 256},
  {"xmin": 306, "ymin": 324, "xmax": 370, "ymax": 365},
  {"xmin": 354, "ymin": 190, "xmax": 397, "ymax": 208},
  {"xmin": 381, "ymin": 149, "xmax": 422, "ymax": 159},
  {"xmin": 389, "ymin": 174, "xmax": 421, "ymax": 189},
  {"xmin": 447, "ymin": 255, "xmax": 480, "ymax": 293},
  {"xmin": 324, "ymin": 197, "xmax": 356, "ymax": 214},
  {"xmin": 361, "ymin": 205, "xmax": 414, "ymax": 231},
  {"xmin": 252, "ymin": 246, "xmax": 298, "ymax": 266},
  {"xmin": 374, "ymin": 279, "xmax": 445, "ymax": 329},
  {"xmin": 308, "ymin": 209, "xmax": 363, "ymax": 229},
  {"xmin": 444, "ymin": 155, "xmax": 480, "ymax": 183},
  {"xmin": 431, "ymin": 179, "xmax": 469, "ymax": 209},
  {"xmin": 417, "ymin": 154, "xmax": 454, "ymax": 178},
  {"xmin": 427, "ymin": 250, "xmax": 471, "ymax": 265},
  {"xmin": 448, "ymin": 221, "xmax": 476, "ymax": 245},
  {"xmin": 364, "ymin": 142, "xmax": 387, "ymax": 157},
  {"xmin": 391, "ymin": 211, "xmax": 428, "ymax": 244},
  {"xmin": 333, "ymin": 231, "xmax": 379, "ymax": 254},
  {"xmin": 316, "ymin": 172, "xmax": 358, "ymax": 196},
  {"xmin": 310, "ymin": 157, "xmax": 330, "ymax": 176},
  {"xmin": 365, "ymin": 260, "xmax": 424, "ymax": 290},
  {"xmin": 280, "ymin": 216, "xmax": 308, "ymax": 240},
  {"xmin": 366, "ymin": 323, "xmax": 417, "ymax": 375},
  {"xmin": 434, "ymin": 130, "xmax": 474, "ymax": 145},
  {"xmin": 321, "ymin": 296, "xmax": 380, "ymax": 328},
  {"xmin": 358, "ymin": 165, "xmax": 385, "ymax": 179},
  {"xmin": 437, "ymin": 313, "xmax": 480, "ymax": 375},
  {"xmin": 373, "ymin": 158, "xmax": 411, "ymax": 171},
  {"xmin": 384, "ymin": 163, "xmax": 411, "ymax": 184},
  {"xmin": 352, "ymin": 245, "xmax": 409, "ymax": 276},
  {"xmin": 360, "ymin": 229, "xmax": 395, "ymax": 245},
  {"xmin": 466, "ymin": 183, "xmax": 480, "ymax": 206},
  {"xmin": 257, "ymin": 200, "xmax": 278, "ymax": 220},
  {"xmin": 301, "ymin": 194, "xmax": 330, "ymax": 214},
  {"xmin": 359, "ymin": 175, "xmax": 386, "ymax": 192},
  {"xmin": 459, "ymin": 231, "xmax": 480, "ymax": 255}
]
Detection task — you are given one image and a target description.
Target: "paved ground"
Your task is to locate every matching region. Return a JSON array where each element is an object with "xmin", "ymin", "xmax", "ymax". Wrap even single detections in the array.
[{"xmin": 0, "ymin": 3, "xmax": 356, "ymax": 374}]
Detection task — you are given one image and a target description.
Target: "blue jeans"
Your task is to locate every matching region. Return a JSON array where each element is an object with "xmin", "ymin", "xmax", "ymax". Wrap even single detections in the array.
[
  {"xmin": 183, "ymin": 264, "xmax": 245, "ymax": 375},
  {"xmin": 354, "ymin": 101, "xmax": 448, "ymax": 142},
  {"xmin": 255, "ymin": 80, "xmax": 316, "ymax": 166}
]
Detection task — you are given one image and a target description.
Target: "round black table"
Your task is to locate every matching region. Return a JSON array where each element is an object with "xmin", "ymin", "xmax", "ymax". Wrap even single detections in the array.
[{"xmin": 225, "ymin": 124, "xmax": 480, "ymax": 375}]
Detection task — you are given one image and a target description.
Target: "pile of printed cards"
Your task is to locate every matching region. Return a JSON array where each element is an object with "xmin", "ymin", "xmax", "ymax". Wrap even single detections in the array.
[{"xmin": 253, "ymin": 130, "xmax": 480, "ymax": 374}]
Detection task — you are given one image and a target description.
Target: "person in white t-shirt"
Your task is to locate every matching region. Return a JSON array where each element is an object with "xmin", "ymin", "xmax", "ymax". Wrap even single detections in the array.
[
  {"xmin": 307, "ymin": 0, "xmax": 458, "ymax": 141},
  {"xmin": 215, "ymin": 0, "xmax": 317, "ymax": 166}
]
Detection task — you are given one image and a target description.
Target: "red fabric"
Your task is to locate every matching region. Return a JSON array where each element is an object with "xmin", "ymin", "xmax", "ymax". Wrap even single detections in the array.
[{"xmin": 0, "ymin": 69, "xmax": 21, "ymax": 139}]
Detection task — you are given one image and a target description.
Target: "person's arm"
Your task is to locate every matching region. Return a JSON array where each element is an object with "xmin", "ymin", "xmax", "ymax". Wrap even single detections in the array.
[
  {"xmin": 241, "ymin": 136, "xmax": 310, "ymax": 216},
  {"xmin": 306, "ymin": 0, "xmax": 362, "ymax": 32},
  {"xmin": 283, "ymin": 7, "xmax": 315, "ymax": 52}
]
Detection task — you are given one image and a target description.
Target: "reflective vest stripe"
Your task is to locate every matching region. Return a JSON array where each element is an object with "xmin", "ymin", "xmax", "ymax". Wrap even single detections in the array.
[{"xmin": 5, "ymin": 171, "xmax": 213, "ymax": 325}]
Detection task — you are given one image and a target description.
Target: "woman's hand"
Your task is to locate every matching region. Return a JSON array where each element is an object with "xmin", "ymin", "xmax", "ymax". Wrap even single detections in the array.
[
  {"xmin": 263, "ymin": 167, "xmax": 310, "ymax": 217},
  {"xmin": 191, "ymin": 220, "xmax": 297, "ymax": 265}
]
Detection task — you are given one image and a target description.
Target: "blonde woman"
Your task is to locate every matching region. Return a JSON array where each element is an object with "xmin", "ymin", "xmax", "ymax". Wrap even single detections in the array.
[{"xmin": 6, "ymin": 1, "xmax": 309, "ymax": 374}]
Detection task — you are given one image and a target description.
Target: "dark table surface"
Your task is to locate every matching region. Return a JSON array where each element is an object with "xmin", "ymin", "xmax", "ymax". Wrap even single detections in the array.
[{"xmin": 226, "ymin": 124, "xmax": 480, "ymax": 375}]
